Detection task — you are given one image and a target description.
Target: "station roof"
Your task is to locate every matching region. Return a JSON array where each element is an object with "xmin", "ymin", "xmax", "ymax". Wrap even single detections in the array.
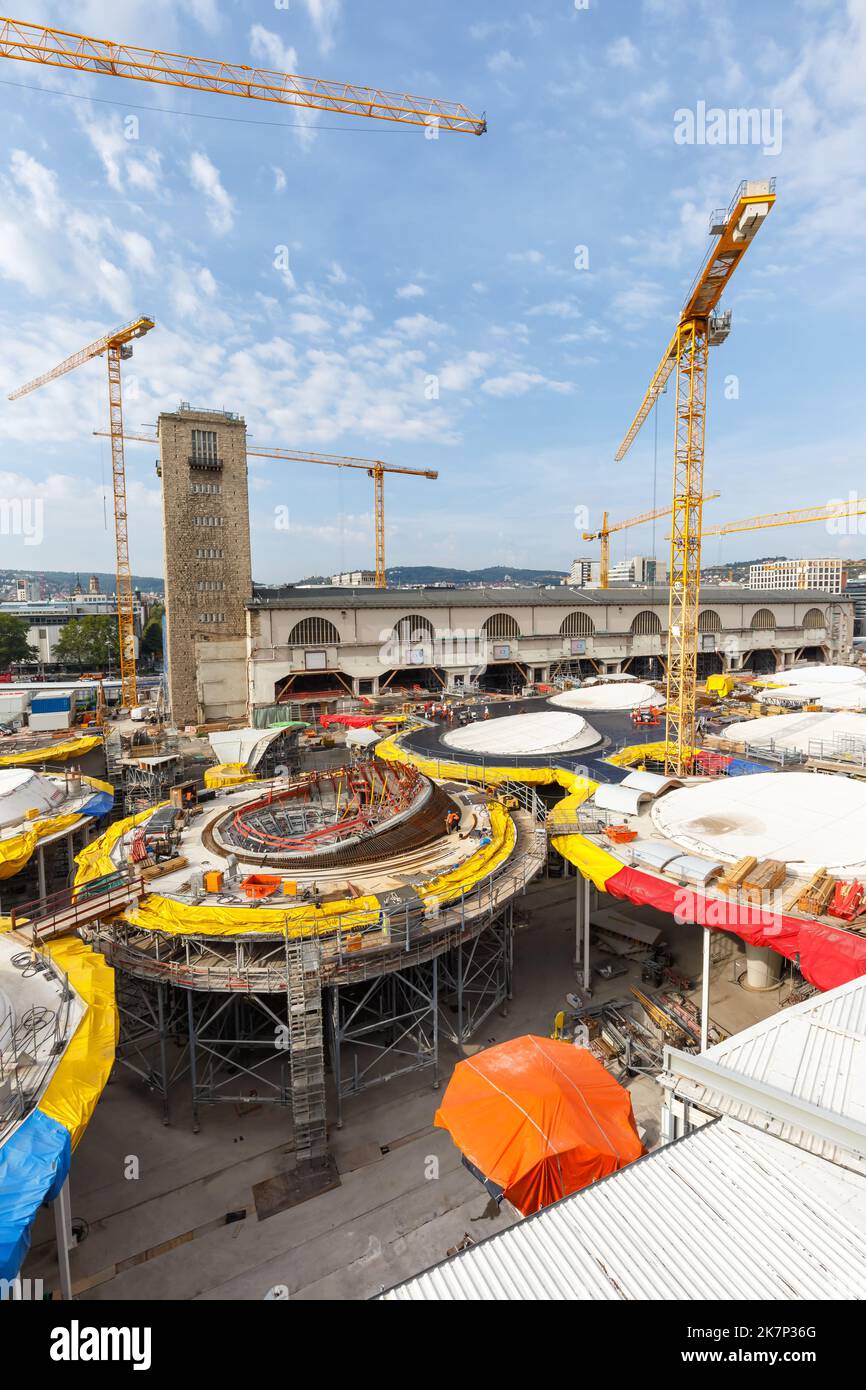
[
  {"xmin": 665, "ymin": 973, "xmax": 866, "ymax": 1172},
  {"xmin": 249, "ymin": 584, "xmax": 842, "ymax": 611},
  {"xmin": 379, "ymin": 1115, "xmax": 866, "ymax": 1300}
]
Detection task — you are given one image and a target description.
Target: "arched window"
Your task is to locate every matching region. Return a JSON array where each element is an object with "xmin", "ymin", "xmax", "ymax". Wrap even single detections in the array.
[
  {"xmin": 559, "ymin": 611, "xmax": 595, "ymax": 637},
  {"xmin": 288, "ymin": 617, "xmax": 341, "ymax": 646},
  {"xmin": 483, "ymin": 612, "xmax": 521, "ymax": 639},
  {"xmin": 802, "ymin": 608, "xmax": 826, "ymax": 630},
  {"xmin": 750, "ymin": 608, "xmax": 776, "ymax": 631},
  {"xmin": 630, "ymin": 610, "xmax": 662, "ymax": 635},
  {"xmin": 698, "ymin": 609, "xmax": 722, "ymax": 632},
  {"xmin": 390, "ymin": 614, "xmax": 435, "ymax": 644}
]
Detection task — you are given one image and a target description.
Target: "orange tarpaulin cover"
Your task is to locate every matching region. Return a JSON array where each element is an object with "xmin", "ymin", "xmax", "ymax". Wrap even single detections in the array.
[{"xmin": 435, "ymin": 1036, "xmax": 644, "ymax": 1216}]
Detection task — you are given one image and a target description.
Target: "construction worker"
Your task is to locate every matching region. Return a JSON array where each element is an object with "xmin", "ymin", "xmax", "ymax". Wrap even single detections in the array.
[
  {"xmin": 445, "ymin": 810, "xmax": 460, "ymax": 834},
  {"xmin": 483, "ymin": 705, "xmax": 490, "ymax": 720}
]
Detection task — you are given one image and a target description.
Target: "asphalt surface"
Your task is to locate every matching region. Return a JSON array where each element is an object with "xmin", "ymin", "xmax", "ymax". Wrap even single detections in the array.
[{"xmin": 398, "ymin": 694, "xmax": 662, "ymax": 785}]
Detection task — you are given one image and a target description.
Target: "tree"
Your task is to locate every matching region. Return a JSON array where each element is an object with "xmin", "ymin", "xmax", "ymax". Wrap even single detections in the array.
[
  {"xmin": 140, "ymin": 605, "xmax": 164, "ymax": 662},
  {"xmin": 54, "ymin": 616, "xmax": 119, "ymax": 670},
  {"xmin": 0, "ymin": 613, "xmax": 36, "ymax": 670}
]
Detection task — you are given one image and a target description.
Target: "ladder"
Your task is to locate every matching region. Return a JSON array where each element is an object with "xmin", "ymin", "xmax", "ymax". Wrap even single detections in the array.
[{"xmin": 286, "ymin": 938, "xmax": 327, "ymax": 1163}]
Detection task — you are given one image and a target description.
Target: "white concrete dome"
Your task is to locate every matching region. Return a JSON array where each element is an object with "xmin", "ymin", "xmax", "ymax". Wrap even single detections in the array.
[
  {"xmin": 551, "ymin": 681, "xmax": 664, "ymax": 712},
  {"xmin": 441, "ymin": 711, "xmax": 600, "ymax": 757},
  {"xmin": 650, "ymin": 770, "xmax": 866, "ymax": 878}
]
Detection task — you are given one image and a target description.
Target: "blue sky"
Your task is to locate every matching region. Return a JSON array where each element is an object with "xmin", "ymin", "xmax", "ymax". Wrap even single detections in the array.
[{"xmin": 1, "ymin": 0, "xmax": 864, "ymax": 583}]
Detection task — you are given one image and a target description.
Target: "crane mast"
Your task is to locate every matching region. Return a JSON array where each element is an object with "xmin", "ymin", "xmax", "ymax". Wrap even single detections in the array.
[
  {"xmin": 615, "ymin": 180, "xmax": 775, "ymax": 773},
  {"xmin": 9, "ymin": 317, "xmax": 154, "ymax": 707}
]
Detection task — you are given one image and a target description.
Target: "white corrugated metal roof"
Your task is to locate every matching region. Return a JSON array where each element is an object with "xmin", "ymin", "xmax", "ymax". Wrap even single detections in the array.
[
  {"xmin": 668, "ymin": 974, "xmax": 866, "ymax": 1170},
  {"xmin": 379, "ymin": 1117, "xmax": 866, "ymax": 1301}
]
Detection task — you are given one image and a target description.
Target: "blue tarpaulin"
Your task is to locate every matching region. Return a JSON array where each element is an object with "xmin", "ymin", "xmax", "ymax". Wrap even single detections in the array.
[
  {"xmin": 81, "ymin": 791, "xmax": 114, "ymax": 818},
  {"xmin": 0, "ymin": 1109, "xmax": 71, "ymax": 1282},
  {"xmin": 727, "ymin": 758, "xmax": 772, "ymax": 776}
]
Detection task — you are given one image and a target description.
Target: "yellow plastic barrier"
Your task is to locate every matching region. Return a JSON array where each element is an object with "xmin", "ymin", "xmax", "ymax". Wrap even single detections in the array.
[
  {"xmin": 0, "ymin": 735, "xmax": 103, "ymax": 767},
  {"xmin": 204, "ymin": 762, "xmax": 258, "ymax": 789}
]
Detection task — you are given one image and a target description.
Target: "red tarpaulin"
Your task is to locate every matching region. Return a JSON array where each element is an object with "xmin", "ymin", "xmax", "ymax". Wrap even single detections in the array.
[{"xmin": 435, "ymin": 1036, "xmax": 644, "ymax": 1216}]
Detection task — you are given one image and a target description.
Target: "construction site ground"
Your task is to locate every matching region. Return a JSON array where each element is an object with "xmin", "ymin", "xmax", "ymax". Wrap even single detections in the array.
[{"xmin": 23, "ymin": 872, "xmax": 790, "ymax": 1302}]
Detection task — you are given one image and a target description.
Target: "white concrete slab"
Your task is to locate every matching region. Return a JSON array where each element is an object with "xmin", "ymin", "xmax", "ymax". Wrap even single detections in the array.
[
  {"xmin": 650, "ymin": 770, "xmax": 866, "ymax": 877},
  {"xmin": 724, "ymin": 709, "xmax": 866, "ymax": 757}
]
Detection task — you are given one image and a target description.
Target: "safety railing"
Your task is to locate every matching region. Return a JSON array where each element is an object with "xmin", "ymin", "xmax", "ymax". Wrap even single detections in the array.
[
  {"xmin": 10, "ymin": 869, "xmax": 145, "ymax": 944},
  {"xmin": 0, "ymin": 950, "xmax": 75, "ymax": 1145}
]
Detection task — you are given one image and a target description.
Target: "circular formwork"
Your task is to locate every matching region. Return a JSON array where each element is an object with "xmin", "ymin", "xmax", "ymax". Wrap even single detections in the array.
[
  {"xmin": 203, "ymin": 759, "xmax": 448, "ymax": 869},
  {"xmin": 441, "ymin": 711, "xmax": 601, "ymax": 758},
  {"xmin": 87, "ymin": 766, "xmax": 548, "ymax": 990},
  {"xmin": 550, "ymin": 682, "xmax": 664, "ymax": 713},
  {"xmin": 649, "ymin": 770, "xmax": 866, "ymax": 878}
]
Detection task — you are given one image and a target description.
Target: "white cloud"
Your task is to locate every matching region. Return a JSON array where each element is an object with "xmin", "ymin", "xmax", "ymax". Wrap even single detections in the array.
[
  {"xmin": 607, "ymin": 36, "xmax": 639, "ymax": 69},
  {"xmin": 526, "ymin": 299, "xmax": 581, "ymax": 319},
  {"xmin": 396, "ymin": 283, "xmax": 426, "ymax": 299},
  {"xmin": 303, "ymin": 0, "xmax": 342, "ymax": 55},
  {"xmin": 438, "ymin": 352, "xmax": 494, "ymax": 392},
  {"xmin": 488, "ymin": 49, "xmax": 523, "ymax": 74},
  {"xmin": 249, "ymin": 24, "xmax": 299, "ymax": 74},
  {"xmin": 482, "ymin": 370, "xmax": 573, "ymax": 398},
  {"xmin": 273, "ymin": 167, "xmax": 287, "ymax": 194},
  {"xmin": 612, "ymin": 279, "xmax": 666, "ymax": 319},
  {"xmin": 508, "ymin": 249, "xmax": 544, "ymax": 265},
  {"xmin": 393, "ymin": 314, "xmax": 447, "ymax": 338},
  {"xmin": 9, "ymin": 151, "xmax": 58, "ymax": 227},
  {"xmin": 187, "ymin": 151, "xmax": 235, "ymax": 235},
  {"xmin": 120, "ymin": 231, "xmax": 155, "ymax": 274},
  {"xmin": 328, "ymin": 262, "xmax": 348, "ymax": 285}
]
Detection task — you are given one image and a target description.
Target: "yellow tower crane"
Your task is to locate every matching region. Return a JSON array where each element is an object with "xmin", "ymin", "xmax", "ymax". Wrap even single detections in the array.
[
  {"xmin": 9, "ymin": 317, "xmax": 154, "ymax": 707},
  {"xmin": 701, "ymin": 499, "xmax": 866, "ymax": 587},
  {"xmin": 702, "ymin": 499, "xmax": 866, "ymax": 538},
  {"xmin": 614, "ymin": 180, "xmax": 776, "ymax": 773},
  {"xmin": 95, "ymin": 430, "xmax": 437, "ymax": 588},
  {"xmin": 0, "ymin": 17, "xmax": 487, "ymax": 134},
  {"xmin": 583, "ymin": 494, "xmax": 720, "ymax": 589}
]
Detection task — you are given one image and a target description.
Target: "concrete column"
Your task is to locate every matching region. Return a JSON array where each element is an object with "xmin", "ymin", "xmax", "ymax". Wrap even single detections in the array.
[
  {"xmin": 574, "ymin": 867, "xmax": 585, "ymax": 968},
  {"xmin": 52, "ymin": 1177, "xmax": 74, "ymax": 1301},
  {"xmin": 700, "ymin": 926, "xmax": 711, "ymax": 1053},
  {"xmin": 744, "ymin": 943, "xmax": 783, "ymax": 990},
  {"xmin": 582, "ymin": 877, "xmax": 591, "ymax": 991},
  {"xmin": 36, "ymin": 845, "xmax": 47, "ymax": 907}
]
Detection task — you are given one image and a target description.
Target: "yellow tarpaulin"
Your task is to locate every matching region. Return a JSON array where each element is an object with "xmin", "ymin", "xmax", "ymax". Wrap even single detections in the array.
[
  {"xmin": 705, "ymin": 674, "xmax": 735, "ymax": 698},
  {"xmin": 122, "ymin": 892, "xmax": 384, "ymax": 939},
  {"xmin": 204, "ymin": 763, "xmax": 258, "ymax": 788},
  {"xmin": 38, "ymin": 935, "xmax": 118, "ymax": 1151},
  {"xmin": 74, "ymin": 804, "xmax": 163, "ymax": 887},
  {"xmin": 0, "ymin": 735, "xmax": 103, "ymax": 767},
  {"xmin": 0, "ymin": 813, "xmax": 83, "ymax": 880}
]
